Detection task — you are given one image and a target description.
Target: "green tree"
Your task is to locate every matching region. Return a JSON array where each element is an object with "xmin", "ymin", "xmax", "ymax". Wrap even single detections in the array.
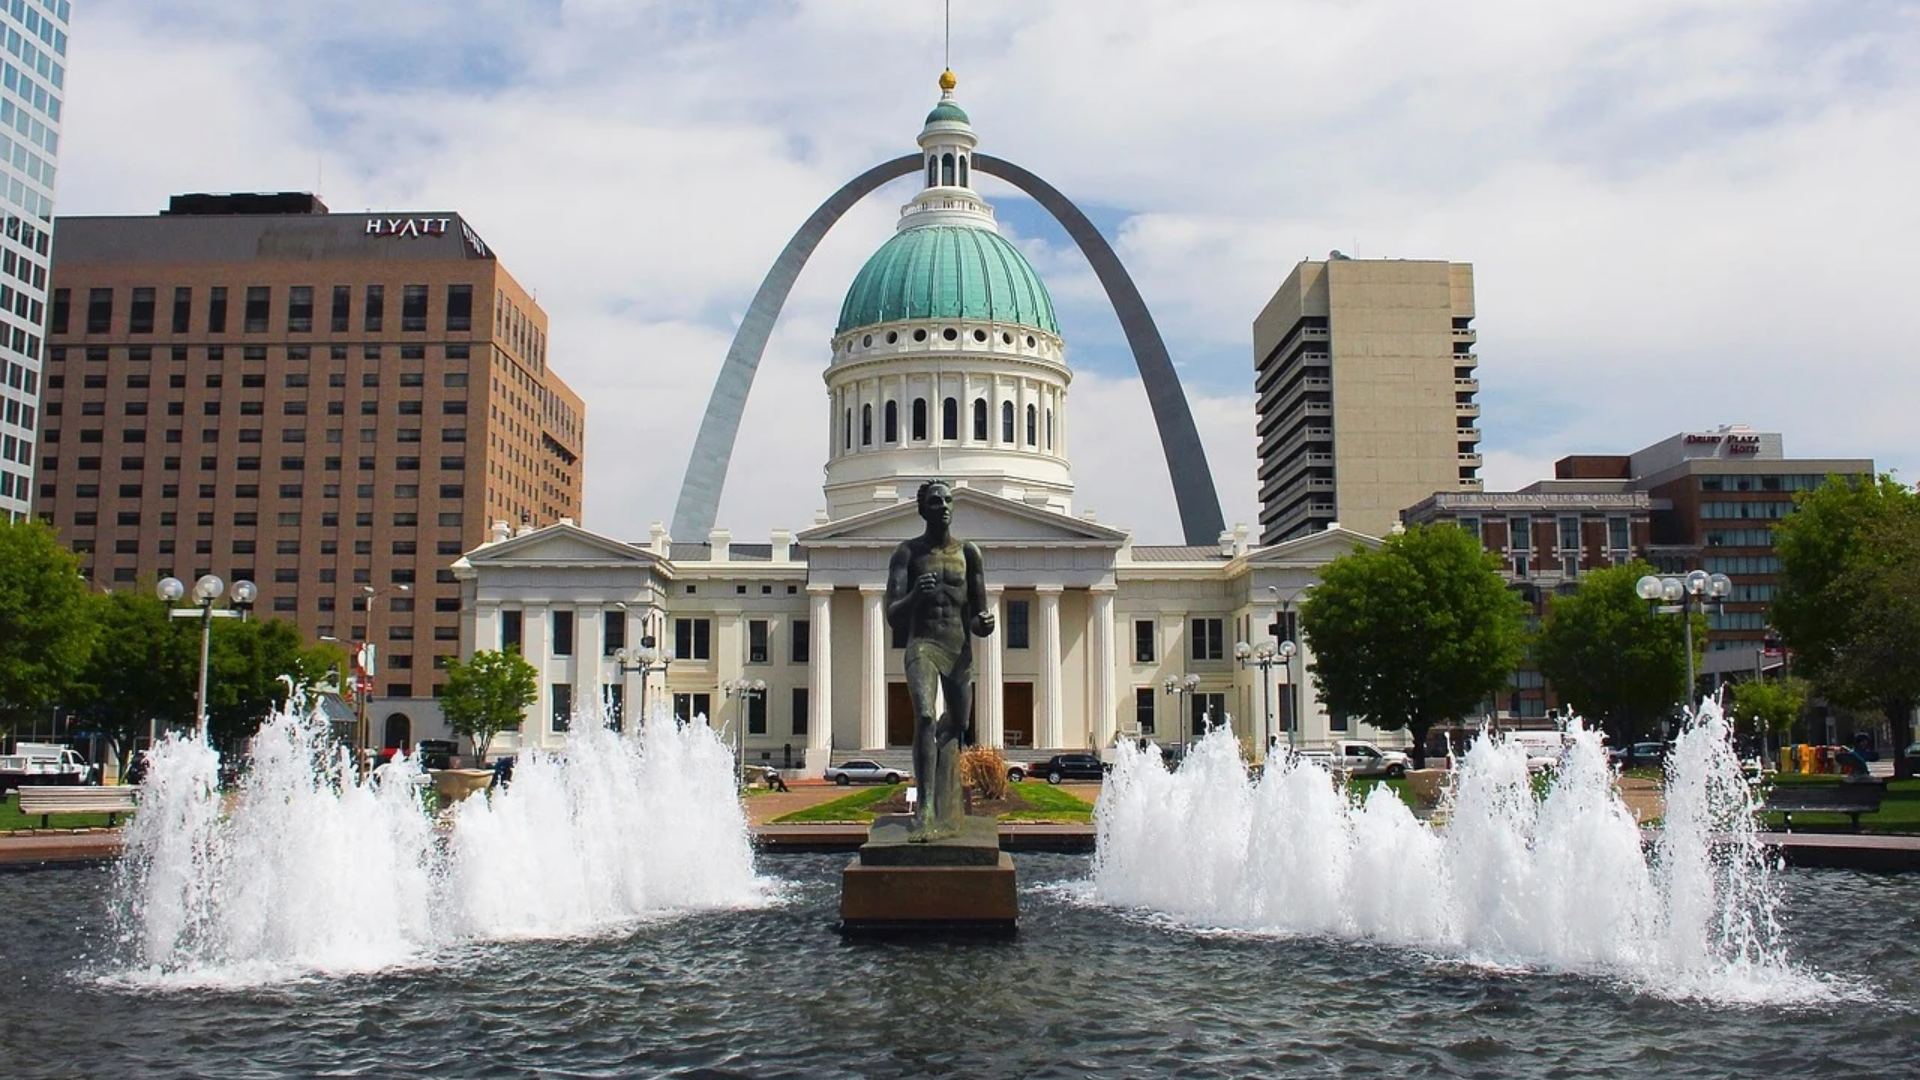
[
  {"xmin": 1773, "ymin": 475, "xmax": 1920, "ymax": 777},
  {"xmin": 0, "ymin": 520, "xmax": 97, "ymax": 735},
  {"xmin": 1729, "ymin": 675, "xmax": 1810, "ymax": 756},
  {"xmin": 1300, "ymin": 524, "xmax": 1528, "ymax": 767},
  {"xmin": 440, "ymin": 649, "xmax": 536, "ymax": 762},
  {"xmin": 202, "ymin": 617, "xmax": 342, "ymax": 751},
  {"xmin": 70, "ymin": 588, "xmax": 197, "ymax": 772},
  {"xmin": 1535, "ymin": 561, "xmax": 1701, "ymax": 754}
]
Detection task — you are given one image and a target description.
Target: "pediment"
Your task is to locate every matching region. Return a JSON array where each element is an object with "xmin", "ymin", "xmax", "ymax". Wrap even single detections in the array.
[
  {"xmin": 799, "ymin": 489, "xmax": 1129, "ymax": 546},
  {"xmin": 1244, "ymin": 526, "xmax": 1383, "ymax": 565},
  {"xmin": 464, "ymin": 523, "xmax": 660, "ymax": 567}
]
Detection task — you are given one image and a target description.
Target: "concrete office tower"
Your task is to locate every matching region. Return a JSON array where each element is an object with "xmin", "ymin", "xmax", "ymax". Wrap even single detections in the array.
[
  {"xmin": 34, "ymin": 193, "xmax": 584, "ymax": 740},
  {"xmin": 0, "ymin": 0, "xmax": 69, "ymax": 520},
  {"xmin": 1253, "ymin": 257, "xmax": 1481, "ymax": 544}
]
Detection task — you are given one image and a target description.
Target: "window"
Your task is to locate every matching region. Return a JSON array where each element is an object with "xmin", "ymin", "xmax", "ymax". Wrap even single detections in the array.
[
  {"xmin": 1026, "ymin": 403, "xmax": 1037, "ymax": 445},
  {"xmin": 603, "ymin": 610, "xmax": 625, "ymax": 654},
  {"xmin": 1509, "ymin": 516, "xmax": 1532, "ymax": 576},
  {"xmin": 1608, "ymin": 516, "xmax": 1631, "ymax": 555},
  {"xmin": 501, "ymin": 609, "xmax": 522, "ymax": 651},
  {"xmin": 364, "ymin": 285, "xmax": 384, "ymax": 331},
  {"xmin": 551, "ymin": 683, "xmax": 573, "ymax": 733},
  {"xmin": 446, "ymin": 284, "xmax": 472, "ymax": 332},
  {"xmin": 401, "ymin": 284, "xmax": 427, "ymax": 331},
  {"xmin": 551, "ymin": 610, "xmax": 574, "ymax": 656},
  {"xmin": 243, "ymin": 286, "xmax": 269, "ymax": 332},
  {"xmin": 861, "ymin": 403, "xmax": 872, "ymax": 445},
  {"xmin": 884, "ymin": 400, "xmax": 898, "ymax": 443},
  {"xmin": 911, "ymin": 398, "xmax": 927, "ymax": 440},
  {"xmin": 85, "ymin": 287, "xmax": 111, "ymax": 333},
  {"xmin": 287, "ymin": 286, "xmax": 313, "ymax": 332},
  {"xmin": 748, "ymin": 619, "xmax": 769, "ymax": 663},
  {"xmin": 1190, "ymin": 617, "xmax": 1224, "ymax": 661},
  {"xmin": 1134, "ymin": 619, "xmax": 1156, "ymax": 663},
  {"xmin": 746, "ymin": 691, "xmax": 768, "ymax": 735},
  {"xmin": 973, "ymin": 398, "xmax": 987, "ymax": 440},
  {"xmin": 672, "ymin": 692, "xmax": 712, "ymax": 724},
  {"xmin": 1136, "ymin": 687, "xmax": 1156, "ymax": 735},
  {"xmin": 50, "ymin": 287, "xmax": 67, "ymax": 333},
  {"xmin": 1190, "ymin": 692, "xmax": 1227, "ymax": 736},
  {"xmin": 938, "ymin": 396, "xmax": 959, "ymax": 440},
  {"xmin": 1001, "ymin": 400, "xmax": 1015, "ymax": 443},
  {"xmin": 1557, "ymin": 516, "xmax": 1580, "ymax": 552},
  {"xmin": 843, "ymin": 409, "xmax": 852, "ymax": 450},
  {"xmin": 791, "ymin": 619, "xmax": 809, "ymax": 664},
  {"xmin": 674, "ymin": 617, "xmax": 712, "ymax": 660},
  {"xmin": 792, "ymin": 688, "xmax": 808, "ymax": 736},
  {"xmin": 1007, "ymin": 600, "xmax": 1030, "ymax": 649},
  {"xmin": 331, "ymin": 285, "xmax": 350, "ymax": 331},
  {"xmin": 129, "ymin": 287, "xmax": 155, "ymax": 333},
  {"xmin": 206, "ymin": 287, "xmax": 227, "ymax": 333}
]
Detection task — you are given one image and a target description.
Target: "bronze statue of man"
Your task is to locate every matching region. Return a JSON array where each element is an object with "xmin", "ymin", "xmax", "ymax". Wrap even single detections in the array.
[{"xmin": 886, "ymin": 479, "xmax": 994, "ymax": 841}]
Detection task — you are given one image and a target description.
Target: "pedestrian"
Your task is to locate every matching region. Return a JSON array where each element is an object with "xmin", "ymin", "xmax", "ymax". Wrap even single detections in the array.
[{"xmin": 763, "ymin": 766, "xmax": 789, "ymax": 792}]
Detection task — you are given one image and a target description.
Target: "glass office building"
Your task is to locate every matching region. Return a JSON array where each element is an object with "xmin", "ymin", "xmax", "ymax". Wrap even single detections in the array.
[{"xmin": 0, "ymin": 0, "xmax": 66, "ymax": 520}]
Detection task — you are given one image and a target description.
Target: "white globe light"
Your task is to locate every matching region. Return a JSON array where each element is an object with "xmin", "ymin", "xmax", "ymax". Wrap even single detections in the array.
[
  {"xmin": 156, "ymin": 576, "xmax": 186, "ymax": 602},
  {"xmin": 1709, "ymin": 572, "xmax": 1733, "ymax": 598},
  {"xmin": 1234, "ymin": 641, "xmax": 1252, "ymax": 660},
  {"xmin": 193, "ymin": 574, "xmax": 226, "ymax": 602},
  {"xmin": 230, "ymin": 579, "xmax": 257, "ymax": 604},
  {"xmin": 1279, "ymin": 641, "xmax": 1297, "ymax": 659},
  {"xmin": 1685, "ymin": 569, "xmax": 1710, "ymax": 596},
  {"xmin": 1635, "ymin": 575, "xmax": 1664, "ymax": 601},
  {"xmin": 1662, "ymin": 578, "xmax": 1684, "ymax": 603}
]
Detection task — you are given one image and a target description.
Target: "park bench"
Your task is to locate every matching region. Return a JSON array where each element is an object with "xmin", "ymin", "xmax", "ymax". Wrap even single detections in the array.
[
  {"xmin": 1761, "ymin": 779, "xmax": 1886, "ymax": 832},
  {"xmin": 15, "ymin": 785, "xmax": 139, "ymax": 828}
]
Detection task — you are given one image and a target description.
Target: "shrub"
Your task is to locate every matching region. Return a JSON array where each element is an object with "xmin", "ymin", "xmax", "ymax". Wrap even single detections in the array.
[{"xmin": 960, "ymin": 746, "xmax": 1009, "ymax": 802}]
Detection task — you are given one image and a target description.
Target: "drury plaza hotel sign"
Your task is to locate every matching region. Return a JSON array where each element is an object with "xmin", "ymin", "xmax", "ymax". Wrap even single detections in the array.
[{"xmin": 1685, "ymin": 432, "xmax": 1762, "ymax": 455}]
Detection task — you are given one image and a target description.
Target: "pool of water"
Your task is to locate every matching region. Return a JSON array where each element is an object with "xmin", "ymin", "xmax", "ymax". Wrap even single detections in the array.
[{"xmin": 4, "ymin": 853, "xmax": 1916, "ymax": 1078}]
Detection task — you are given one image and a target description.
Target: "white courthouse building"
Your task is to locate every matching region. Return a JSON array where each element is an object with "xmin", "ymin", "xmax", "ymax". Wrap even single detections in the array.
[{"xmin": 454, "ymin": 77, "xmax": 1401, "ymax": 773}]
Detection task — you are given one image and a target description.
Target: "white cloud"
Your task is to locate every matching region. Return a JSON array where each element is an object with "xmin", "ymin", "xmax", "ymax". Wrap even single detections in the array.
[{"xmin": 52, "ymin": 1, "xmax": 1919, "ymax": 546}]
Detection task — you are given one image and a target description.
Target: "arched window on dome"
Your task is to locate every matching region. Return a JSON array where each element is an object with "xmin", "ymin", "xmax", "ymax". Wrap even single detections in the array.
[
  {"xmin": 1001, "ymin": 400, "xmax": 1015, "ymax": 443},
  {"xmin": 927, "ymin": 155, "xmax": 937, "ymax": 188},
  {"xmin": 884, "ymin": 401, "xmax": 899, "ymax": 443},
  {"xmin": 1026, "ymin": 403, "xmax": 1037, "ymax": 446},
  {"xmin": 942, "ymin": 397, "xmax": 958, "ymax": 440},
  {"xmin": 1046, "ymin": 408, "xmax": 1054, "ymax": 450},
  {"xmin": 862, "ymin": 403, "xmax": 872, "ymax": 446},
  {"xmin": 911, "ymin": 398, "xmax": 927, "ymax": 441},
  {"xmin": 973, "ymin": 398, "xmax": 988, "ymax": 440},
  {"xmin": 844, "ymin": 408, "xmax": 852, "ymax": 451},
  {"xmin": 957, "ymin": 155, "xmax": 968, "ymax": 186},
  {"xmin": 941, "ymin": 153, "xmax": 955, "ymax": 186}
]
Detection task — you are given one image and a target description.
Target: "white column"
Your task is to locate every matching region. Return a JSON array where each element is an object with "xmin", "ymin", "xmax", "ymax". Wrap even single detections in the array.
[
  {"xmin": 576, "ymin": 604, "xmax": 602, "ymax": 722},
  {"xmin": 807, "ymin": 586, "xmax": 834, "ymax": 769},
  {"xmin": 1036, "ymin": 585, "xmax": 1063, "ymax": 748},
  {"xmin": 1089, "ymin": 587, "xmax": 1117, "ymax": 750},
  {"xmin": 623, "ymin": 605, "xmax": 645, "ymax": 724},
  {"xmin": 860, "ymin": 585, "xmax": 886, "ymax": 750},
  {"xmin": 979, "ymin": 586, "xmax": 1004, "ymax": 747},
  {"xmin": 523, "ymin": 603, "xmax": 550, "ymax": 747}
]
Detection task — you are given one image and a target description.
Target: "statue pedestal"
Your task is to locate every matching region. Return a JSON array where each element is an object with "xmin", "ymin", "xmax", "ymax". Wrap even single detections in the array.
[{"xmin": 840, "ymin": 814, "xmax": 1017, "ymax": 934}]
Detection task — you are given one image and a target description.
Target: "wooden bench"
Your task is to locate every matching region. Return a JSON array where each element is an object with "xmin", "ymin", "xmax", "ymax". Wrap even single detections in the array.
[
  {"xmin": 15, "ymin": 785, "xmax": 138, "ymax": 828},
  {"xmin": 1761, "ymin": 780, "xmax": 1886, "ymax": 832}
]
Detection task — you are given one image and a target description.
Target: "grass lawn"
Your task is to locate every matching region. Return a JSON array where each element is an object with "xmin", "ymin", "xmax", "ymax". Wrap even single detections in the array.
[
  {"xmin": 1000, "ymin": 781, "xmax": 1094, "ymax": 823},
  {"xmin": 771, "ymin": 783, "xmax": 904, "ymax": 824},
  {"xmin": 1759, "ymin": 775, "xmax": 1920, "ymax": 834},
  {"xmin": 1, "ymin": 791, "xmax": 128, "ymax": 831},
  {"xmin": 1345, "ymin": 776, "xmax": 1419, "ymax": 812}
]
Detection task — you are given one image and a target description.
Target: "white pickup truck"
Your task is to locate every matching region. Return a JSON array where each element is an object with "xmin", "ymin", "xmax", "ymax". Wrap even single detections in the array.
[
  {"xmin": 0, "ymin": 743, "xmax": 96, "ymax": 794},
  {"xmin": 1300, "ymin": 740, "xmax": 1411, "ymax": 778}
]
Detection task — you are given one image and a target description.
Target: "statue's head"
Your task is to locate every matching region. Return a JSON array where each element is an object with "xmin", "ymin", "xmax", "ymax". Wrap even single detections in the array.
[{"xmin": 917, "ymin": 479, "xmax": 953, "ymax": 526}]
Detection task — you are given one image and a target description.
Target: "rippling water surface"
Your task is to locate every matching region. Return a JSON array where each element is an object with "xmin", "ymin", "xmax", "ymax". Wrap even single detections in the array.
[{"xmin": 3, "ymin": 854, "xmax": 1916, "ymax": 1078}]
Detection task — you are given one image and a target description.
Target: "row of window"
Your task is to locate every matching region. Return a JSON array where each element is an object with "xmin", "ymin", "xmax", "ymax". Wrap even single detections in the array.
[
  {"xmin": 53, "ymin": 343, "xmax": 474, "ymax": 364},
  {"xmin": 1699, "ymin": 500, "xmax": 1792, "ymax": 520},
  {"xmin": 69, "ymin": 505, "xmax": 465, "ymax": 529},
  {"xmin": 1703, "ymin": 528, "xmax": 1775, "ymax": 548},
  {"xmin": 55, "ymin": 369, "xmax": 470, "ymax": 392},
  {"xmin": 843, "ymin": 397, "xmax": 1053, "ymax": 450},
  {"xmin": 1457, "ymin": 514, "xmax": 1635, "ymax": 553},
  {"xmin": 1699, "ymin": 473, "xmax": 1831, "ymax": 493},
  {"xmin": 46, "ymin": 475, "xmax": 460, "ymax": 502},
  {"xmin": 58, "ymin": 284, "xmax": 478, "ymax": 337}
]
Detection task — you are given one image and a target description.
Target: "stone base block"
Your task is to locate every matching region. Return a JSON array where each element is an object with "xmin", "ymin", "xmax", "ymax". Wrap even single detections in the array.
[
  {"xmin": 860, "ymin": 813, "xmax": 1002, "ymax": 866},
  {"xmin": 840, "ymin": 853, "xmax": 1018, "ymax": 934}
]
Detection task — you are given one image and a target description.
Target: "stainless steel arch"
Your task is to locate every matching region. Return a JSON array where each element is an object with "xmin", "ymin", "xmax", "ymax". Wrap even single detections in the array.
[{"xmin": 670, "ymin": 153, "xmax": 1227, "ymax": 545}]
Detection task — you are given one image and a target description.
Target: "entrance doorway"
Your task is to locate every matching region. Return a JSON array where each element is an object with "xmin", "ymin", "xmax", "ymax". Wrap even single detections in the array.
[
  {"xmin": 383, "ymin": 712, "xmax": 411, "ymax": 751},
  {"xmin": 887, "ymin": 682, "xmax": 914, "ymax": 746},
  {"xmin": 1004, "ymin": 682, "xmax": 1034, "ymax": 747},
  {"xmin": 1189, "ymin": 693, "xmax": 1226, "ymax": 737}
]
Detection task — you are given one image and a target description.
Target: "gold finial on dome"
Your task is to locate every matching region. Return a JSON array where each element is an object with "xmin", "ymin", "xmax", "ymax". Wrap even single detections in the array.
[{"xmin": 939, "ymin": 68, "xmax": 957, "ymax": 92}]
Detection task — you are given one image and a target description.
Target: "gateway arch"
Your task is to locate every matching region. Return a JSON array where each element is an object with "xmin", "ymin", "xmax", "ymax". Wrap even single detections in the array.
[{"xmin": 671, "ymin": 152, "xmax": 1227, "ymax": 546}]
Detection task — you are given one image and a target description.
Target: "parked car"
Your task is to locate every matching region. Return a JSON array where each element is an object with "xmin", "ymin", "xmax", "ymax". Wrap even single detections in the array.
[
  {"xmin": 1606, "ymin": 741, "xmax": 1666, "ymax": 766},
  {"xmin": 824, "ymin": 759, "xmax": 906, "ymax": 786},
  {"xmin": 0, "ymin": 743, "xmax": 96, "ymax": 794},
  {"xmin": 1301, "ymin": 741, "xmax": 1409, "ymax": 778},
  {"xmin": 1032, "ymin": 753, "xmax": 1106, "ymax": 785},
  {"xmin": 414, "ymin": 740, "xmax": 458, "ymax": 770}
]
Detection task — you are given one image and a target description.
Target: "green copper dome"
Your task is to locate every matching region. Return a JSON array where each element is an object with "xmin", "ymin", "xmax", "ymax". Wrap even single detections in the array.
[
  {"xmin": 924, "ymin": 100, "xmax": 970, "ymax": 125},
  {"xmin": 837, "ymin": 224, "xmax": 1058, "ymax": 336}
]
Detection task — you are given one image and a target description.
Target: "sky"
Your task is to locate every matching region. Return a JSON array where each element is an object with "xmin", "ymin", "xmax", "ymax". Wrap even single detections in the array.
[{"xmin": 52, "ymin": 0, "xmax": 1920, "ymax": 543}]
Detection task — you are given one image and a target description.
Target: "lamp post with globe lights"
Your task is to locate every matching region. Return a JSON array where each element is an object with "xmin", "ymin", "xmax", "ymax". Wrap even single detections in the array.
[
  {"xmin": 156, "ymin": 574, "xmax": 257, "ymax": 741},
  {"xmin": 1635, "ymin": 569, "xmax": 1732, "ymax": 713},
  {"xmin": 1163, "ymin": 672, "xmax": 1201, "ymax": 760},
  {"xmin": 612, "ymin": 637, "xmax": 673, "ymax": 728},
  {"xmin": 1235, "ymin": 637, "xmax": 1298, "ymax": 756},
  {"xmin": 724, "ymin": 676, "xmax": 768, "ymax": 778}
]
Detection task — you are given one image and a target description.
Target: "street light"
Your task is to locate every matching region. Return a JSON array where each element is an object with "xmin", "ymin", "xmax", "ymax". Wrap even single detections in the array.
[
  {"xmin": 724, "ymin": 676, "xmax": 769, "ymax": 779},
  {"xmin": 157, "ymin": 573, "xmax": 256, "ymax": 741},
  {"xmin": 1236, "ymin": 637, "xmax": 1299, "ymax": 757},
  {"xmin": 1636, "ymin": 570, "xmax": 1732, "ymax": 715},
  {"xmin": 613, "ymin": 637, "xmax": 674, "ymax": 728},
  {"xmin": 1163, "ymin": 672, "xmax": 1201, "ymax": 759},
  {"xmin": 342, "ymin": 583, "xmax": 409, "ymax": 769}
]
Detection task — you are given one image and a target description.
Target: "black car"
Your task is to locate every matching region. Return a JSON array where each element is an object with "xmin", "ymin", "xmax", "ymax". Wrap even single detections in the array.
[
  {"xmin": 415, "ymin": 740, "xmax": 458, "ymax": 770},
  {"xmin": 1034, "ymin": 753, "xmax": 1106, "ymax": 785}
]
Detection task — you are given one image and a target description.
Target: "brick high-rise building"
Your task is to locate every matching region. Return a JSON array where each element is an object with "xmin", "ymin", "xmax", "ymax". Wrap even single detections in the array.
[
  {"xmin": 1253, "ymin": 256, "xmax": 1481, "ymax": 544},
  {"xmin": 33, "ymin": 192, "xmax": 584, "ymax": 743}
]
